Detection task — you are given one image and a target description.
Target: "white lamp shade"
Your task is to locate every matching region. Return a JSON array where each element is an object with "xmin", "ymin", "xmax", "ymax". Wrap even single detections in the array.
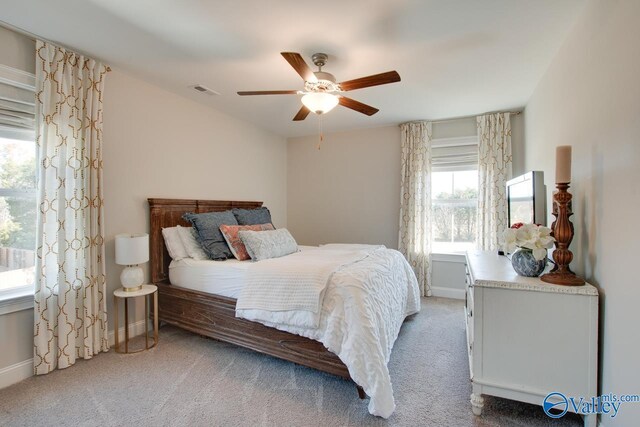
[
  {"xmin": 115, "ymin": 233, "xmax": 149, "ymax": 265},
  {"xmin": 301, "ymin": 92, "xmax": 339, "ymax": 114}
]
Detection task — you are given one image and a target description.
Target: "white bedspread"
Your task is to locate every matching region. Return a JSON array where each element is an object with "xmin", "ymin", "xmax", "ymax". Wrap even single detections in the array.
[
  {"xmin": 236, "ymin": 244, "xmax": 420, "ymax": 418},
  {"xmin": 236, "ymin": 244, "xmax": 384, "ymax": 328}
]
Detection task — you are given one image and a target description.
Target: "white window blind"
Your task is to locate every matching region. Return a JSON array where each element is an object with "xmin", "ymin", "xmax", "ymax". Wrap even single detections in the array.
[
  {"xmin": 431, "ymin": 136, "xmax": 478, "ymax": 172},
  {"xmin": 0, "ymin": 64, "xmax": 35, "ymax": 141}
]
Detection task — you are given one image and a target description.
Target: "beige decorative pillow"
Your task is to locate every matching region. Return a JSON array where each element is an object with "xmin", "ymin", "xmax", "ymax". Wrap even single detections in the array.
[
  {"xmin": 238, "ymin": 228, "xmax": 298, "ymax": 261},
  {"xmin": 220, "ymin": 223, "xmax": 275, "ymax": 260}
]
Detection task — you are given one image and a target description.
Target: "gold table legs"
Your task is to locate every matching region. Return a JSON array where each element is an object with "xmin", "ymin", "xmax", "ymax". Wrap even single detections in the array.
[{"xmin": 114, "ymin": 290, "xmax": 158, "ymax": 354}]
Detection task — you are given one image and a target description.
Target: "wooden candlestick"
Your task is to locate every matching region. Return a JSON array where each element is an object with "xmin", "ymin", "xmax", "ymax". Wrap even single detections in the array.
[{"xmin": 541, "ymin": 183, "xmax": 585, "ymax": 286}]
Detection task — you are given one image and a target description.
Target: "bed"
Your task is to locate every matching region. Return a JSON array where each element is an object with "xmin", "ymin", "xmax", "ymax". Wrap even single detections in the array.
[{"xmin": 148, "ymin": 198, "xmax": 420, "ymax": 417}]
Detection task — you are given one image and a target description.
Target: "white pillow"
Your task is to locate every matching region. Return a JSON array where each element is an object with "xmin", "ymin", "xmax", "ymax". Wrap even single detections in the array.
[
  {"xmin": 177, "ymin": 225, "xmax": 209, "ymax": 260},
  {"xmin": 238, "ymin": 228, "xmax": 298, "ymax": 261},
  {"xmin": 162, "ymin": 226, "xmax": 189, "ymax": 261}
]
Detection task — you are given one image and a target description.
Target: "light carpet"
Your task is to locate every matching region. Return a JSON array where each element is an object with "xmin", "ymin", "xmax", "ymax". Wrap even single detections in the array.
[{"xmin": 0, "ymin": 297, "xmax": 581, "ymax": 426}]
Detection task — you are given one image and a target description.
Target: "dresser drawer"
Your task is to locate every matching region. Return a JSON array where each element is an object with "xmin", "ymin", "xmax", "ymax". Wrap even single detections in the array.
[
  {"xmin": 465, "ymin": 288, "xmax": 474, "ymax": 347},
  {"xmin": 464, "ymin": 261, "xmax": 475, "ymax": 379},
  {"xmin": 464, "ymin": 262, "xmax": 474, "ymax": 321},
  {"xmin": 465, "ymin": 280, "xmax": 474, "ymax": 314}
]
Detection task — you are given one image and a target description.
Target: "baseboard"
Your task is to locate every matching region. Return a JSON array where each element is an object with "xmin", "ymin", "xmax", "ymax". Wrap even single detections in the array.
[
  {"xmin": 0, "ymin": 320, "xmax": 148, "ymax": 390},
  {"xmin": 0, "ymin": 358, "xmax": 33, "ymax": 389},
  {"xmin": 431, "ymin": 286, "xmax": 465, "ymax": 300}
]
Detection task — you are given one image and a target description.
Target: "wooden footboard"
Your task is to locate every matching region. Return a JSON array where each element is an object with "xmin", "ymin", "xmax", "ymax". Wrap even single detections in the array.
[{"xmin": 156, "ymin": 281, "xmax": 351, "ymax": 379}]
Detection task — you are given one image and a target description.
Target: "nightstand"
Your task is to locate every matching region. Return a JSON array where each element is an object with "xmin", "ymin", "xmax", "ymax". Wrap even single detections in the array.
[{"xmin": 113, "ymin": 284, "xmax": 158, "ymax": 354}]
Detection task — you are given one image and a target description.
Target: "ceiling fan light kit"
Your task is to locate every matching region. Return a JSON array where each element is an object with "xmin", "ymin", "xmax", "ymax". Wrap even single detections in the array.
[
  {"xmin": 237, "ymin": 52, "xmax": 401, "ymax": 121},
  {"xmin": 301, "ymin": 92, "xmax": 339, "ymax": 114}
]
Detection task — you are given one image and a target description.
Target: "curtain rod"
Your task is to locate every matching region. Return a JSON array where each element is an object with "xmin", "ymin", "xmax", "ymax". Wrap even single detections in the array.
[
  {"xmin": 403, "ymin": 110, "xmax": 522, "ymax": 126},
  {"xmin": 0, "ymin": 20, "xmax": 111, "ymax": 71}
]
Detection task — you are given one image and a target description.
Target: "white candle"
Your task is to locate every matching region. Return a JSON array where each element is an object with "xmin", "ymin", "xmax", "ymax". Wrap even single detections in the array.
[{"xmin": 556, "ymin": 145, "xmax": 572, "ymax": 183}]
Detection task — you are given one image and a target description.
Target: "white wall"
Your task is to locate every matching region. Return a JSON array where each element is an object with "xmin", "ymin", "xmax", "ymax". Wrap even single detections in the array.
[
  {"xmin": 0, "ymin": 25, "xmax": 288, "ymax": 387},
  {"xmin": 523, "ymin": 0, "xmax": 640, "ymax": 425},
  {"xmin": 510, "ymin": 112, "xmax": 526, "ymax": 177},
  {"xmin": 287, "ymin": 125, "xmax": 401, "ymax": 249},
  {"xmin": 432, "ymin": 116, "xmax": 477, "ymax": 139},
  {"xmin": 0, "ymin": 25, "xmax": 34, "ymax": 72}
]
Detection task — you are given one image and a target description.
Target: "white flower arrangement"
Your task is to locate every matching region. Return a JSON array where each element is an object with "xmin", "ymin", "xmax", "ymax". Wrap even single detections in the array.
[{"xmin": 502, "ymin": 223, "xmax": 555, "ymax": 261}]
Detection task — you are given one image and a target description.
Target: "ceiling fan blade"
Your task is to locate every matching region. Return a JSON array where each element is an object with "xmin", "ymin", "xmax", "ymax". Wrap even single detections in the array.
[
  {"xmin": 338, "ymin": 71, "xmax": 401, "ymax": 91},
  {"xmin": 281, "ymin": 52, "xmax": 318, "ymax": 83},
  {"xmin": 237, "ymin": 90, "xmax": 299, "ymax": 96},
  {"xmin": 293, "ymin": 105, "xmax": 311, "ymax": 121},
  {"xmin": 338, "ymin": 96, "xmax": 379, "ymax": 116}
]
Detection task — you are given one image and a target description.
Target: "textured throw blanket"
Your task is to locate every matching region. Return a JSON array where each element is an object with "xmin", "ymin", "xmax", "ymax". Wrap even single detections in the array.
[
  {"xmin": 236, "ymin": 244, "xmax": 384, "ymax": 328},
  {"xmin": 236, "ymin": 244, "xmax": 421, "ymax": 418}
]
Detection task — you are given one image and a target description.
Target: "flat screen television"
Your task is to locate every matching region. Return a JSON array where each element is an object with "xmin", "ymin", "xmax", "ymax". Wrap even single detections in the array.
[{"xmin": 506, "ymin": 171, "xmax": 546, "ymax": 226}]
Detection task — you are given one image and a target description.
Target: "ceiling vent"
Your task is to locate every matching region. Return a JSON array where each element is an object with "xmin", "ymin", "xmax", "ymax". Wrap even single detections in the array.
[{"xmin": 192, "ymin": 84, "xmax": 219, "ymax": 95}]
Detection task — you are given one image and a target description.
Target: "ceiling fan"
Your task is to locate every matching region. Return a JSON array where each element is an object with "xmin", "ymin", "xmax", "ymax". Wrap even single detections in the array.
[{"xmin": 237, "ymin": 52, "xmax": 401, "ymax": 121}]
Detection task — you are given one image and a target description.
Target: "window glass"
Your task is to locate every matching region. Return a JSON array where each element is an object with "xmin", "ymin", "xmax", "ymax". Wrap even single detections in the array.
[
  {"xmin": 0, "ymin": 135, "xmax": 36, "ymax": 294},
  {"xmin": 432, "ymin": 169, "xmax": 478, "ymax": 253}
]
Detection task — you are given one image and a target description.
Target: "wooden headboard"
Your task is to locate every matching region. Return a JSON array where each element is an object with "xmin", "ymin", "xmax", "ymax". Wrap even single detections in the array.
[{"xmin": 148, "ymin": 198, "xmax": 263, "ymax": 284}]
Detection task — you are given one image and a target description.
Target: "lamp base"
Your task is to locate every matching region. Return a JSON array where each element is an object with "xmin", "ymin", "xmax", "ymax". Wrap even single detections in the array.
[
  {"xmin": 540, "ymin": 271, "xmax": 585, "ymax": 286},
  {"xmin": 120, "ymin": 265, "xmax": 144, "ymax": 292}
]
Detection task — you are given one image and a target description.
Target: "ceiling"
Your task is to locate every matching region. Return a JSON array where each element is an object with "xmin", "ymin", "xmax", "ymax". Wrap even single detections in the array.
[{"xmin": 0, "ymin": 0, "xmax": 585, "ymax": 138}]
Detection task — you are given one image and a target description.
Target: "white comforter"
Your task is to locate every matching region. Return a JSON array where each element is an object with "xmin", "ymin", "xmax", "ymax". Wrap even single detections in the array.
[
  {"xmin": 236, "ymin": 244, "xmax": 385, "ymax": 328},
  {"xmin": 236, "ymin": 244, "xmax": 421, "ymax": 418}
]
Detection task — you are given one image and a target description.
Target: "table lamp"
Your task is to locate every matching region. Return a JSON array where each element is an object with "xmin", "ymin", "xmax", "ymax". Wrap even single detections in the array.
[{"xmin": 115, "ymin": 233, "xmax": 149, "ymax": 292}]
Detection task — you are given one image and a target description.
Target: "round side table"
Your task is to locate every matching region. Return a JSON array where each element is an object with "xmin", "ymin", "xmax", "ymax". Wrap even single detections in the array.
[{"xmin": 113, "ymin": 284, "xmax": 158, "ymax": 354}]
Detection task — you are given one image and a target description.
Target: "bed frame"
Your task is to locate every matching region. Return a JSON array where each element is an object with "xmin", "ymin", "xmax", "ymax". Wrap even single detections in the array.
[{"xmin": 148, "ymin": 198, "xmax": 364, "ymax": 397}]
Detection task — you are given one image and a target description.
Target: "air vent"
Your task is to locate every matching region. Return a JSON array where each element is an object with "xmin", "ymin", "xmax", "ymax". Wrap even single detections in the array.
[{"xmin": 192, "ymin": 84, "xmax": 219, "ymax": 96}]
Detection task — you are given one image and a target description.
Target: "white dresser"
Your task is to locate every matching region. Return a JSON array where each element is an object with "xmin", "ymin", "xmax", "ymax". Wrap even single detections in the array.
[{"xmin": 465, "ymin": 250, "xmax": 598, "ymax": 427}]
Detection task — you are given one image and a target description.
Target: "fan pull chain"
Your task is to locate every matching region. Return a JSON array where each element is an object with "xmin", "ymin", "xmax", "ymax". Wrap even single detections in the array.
[{"xmin": 317, "ymin": 114, "xmax": 324, "ymax": 150}]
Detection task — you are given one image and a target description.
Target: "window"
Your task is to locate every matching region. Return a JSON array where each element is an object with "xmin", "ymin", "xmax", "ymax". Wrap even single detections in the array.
[
  {"xmin": 0, "ymin": 135, "xmax": 36, "ymax": 294},
  {"xmin": 432, "ymin": 170, "xmax": 478, "ymax": 253},
  {"xmin": 431, "ymin": 136, "xmax": 478, "ymax": 253},
  {"xmin": 0, "ymin": 65, "xmax": 36, "ymax": 301}
]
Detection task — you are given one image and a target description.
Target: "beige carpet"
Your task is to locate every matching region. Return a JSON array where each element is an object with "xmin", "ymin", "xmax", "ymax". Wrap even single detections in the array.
[{"xmin": 0, "ymin": 297, "xmax": 581, "ymax": 426}]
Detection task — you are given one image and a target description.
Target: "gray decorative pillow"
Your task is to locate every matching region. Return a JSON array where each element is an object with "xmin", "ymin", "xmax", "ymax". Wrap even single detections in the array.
[
  {"xmin": 238, "ymin": 228, "xmax": 298, "ymax": 261},
  {"xmin": 232, "ymin": 207, "xmax": 272, "ymax": 226},
  {"xmin": 182, "ymin": 210, "xmax": 238, "ymax": 260}
]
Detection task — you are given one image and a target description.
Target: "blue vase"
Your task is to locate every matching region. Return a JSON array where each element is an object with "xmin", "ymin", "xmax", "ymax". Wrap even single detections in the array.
[{"xmin": 511, "ymin": 248, "xmax": 547, "ymax": 277}]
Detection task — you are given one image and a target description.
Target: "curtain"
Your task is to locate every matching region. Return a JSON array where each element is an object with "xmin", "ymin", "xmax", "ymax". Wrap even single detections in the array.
[
  {"xmin": 476, "ymin": 113, "xmax": 512, "ymax": 251},
  {"xmin": 33, "ymin": 41, "xmax": 110, "ymax": 375},
  {"xmin": 398, "ymin": 122, "xmax": 433, "ymax": 296}
]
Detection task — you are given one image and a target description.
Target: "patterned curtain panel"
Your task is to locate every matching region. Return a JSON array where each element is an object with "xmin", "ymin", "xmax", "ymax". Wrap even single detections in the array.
[
  {"xmin": 476, "ymin": 113, "xmax": 512, "ymax": 251},
  {"xmin": 33, "ymin": 41, "xmax": 110, "ymax": 375},
  {"xmin": 398, "ymin": 122, "xmax": 432, "ymax": 297}
]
